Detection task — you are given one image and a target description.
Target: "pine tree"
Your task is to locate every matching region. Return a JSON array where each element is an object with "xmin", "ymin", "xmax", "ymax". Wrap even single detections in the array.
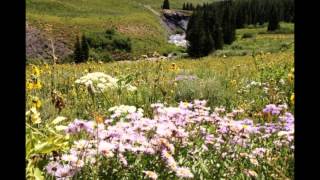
[
  {"xmin": 186, "ymin": 11, "xmax": 204, "ymax": 57},
  {"xmin": 190, "ymin": 3, "xmax": 194, "ymax": 10},
  {"xmin": 182, "ymin": 3, "xmax": 186, "ymax": 10},
  {"xmin": 162, "ymin": 0, "xmax": 170, "ymax": 9},
  {"xmin": 81, "ymin": 35, "xmax": 89, "ymax": 62},
  {"xmin": 267, "ymin": 2, "xmax": 280, "ymax": 31},
  {"xmin": 73, "ymin": 35, "xmax": 82, "ymax": 63},
  {"xmin": 222, "ymin": 0, "xmax": 236, "ymax": 44},
  {"xmin": 211, "ymin": 10, "xmax": 224, "ymax": 49},
  {"xmin": 203, "ymin": 30, "xmax": 215, "ymax": 55},
  {"xmin": 202, "ymin": 9, "xmax": 215, "ymax": 55}
]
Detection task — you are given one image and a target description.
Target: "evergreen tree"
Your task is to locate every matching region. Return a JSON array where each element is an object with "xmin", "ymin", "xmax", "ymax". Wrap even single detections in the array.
[
  {"xmin": 222, "ymin": 0, "xmax": 236, "ymax": 44},
  {"xmin": 162, "ymin": 0, "xmax": 170, "ymax": 9},
  {"xmin": 210, "ymin": 10, "xmax": 224, "ymax": 49},
  {"xmin": 186, "ymin": 11, "xmax": 205, "ymax": 57},
  {"xmin": 81, "ymin": 35, "xmax": 89, "ymax": 61},
  {"xmin": 190, "ymin": 3, "xmax": 194, "ymax": 10},
  {"xmin": 182, "ymin": 3, "xmax": 186, "ymax": 10},
  {"xmin": 267, "ymin": 3, "xmax": 280, "ymax": 31},
  {"xmin": 73, "ymin": 35, "xmax": 82, "ymax": 63},
  {"xmin": 202, "ymin": 9, "xmax": 215, "ymax": 54}
]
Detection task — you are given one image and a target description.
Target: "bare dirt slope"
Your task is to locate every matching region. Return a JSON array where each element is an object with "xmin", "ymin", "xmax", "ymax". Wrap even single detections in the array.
[{"xmin": 26, "ymin": 23, "xmax": 72, "ymax": 62}]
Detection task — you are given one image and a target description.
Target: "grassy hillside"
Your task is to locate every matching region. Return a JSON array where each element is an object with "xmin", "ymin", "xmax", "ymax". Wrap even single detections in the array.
[{"xmin": 26, "ymin": 0, "xmax": 215, "ymax": 59}]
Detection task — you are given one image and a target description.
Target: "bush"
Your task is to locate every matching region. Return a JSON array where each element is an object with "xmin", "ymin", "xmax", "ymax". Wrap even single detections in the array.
[
  {"xmin": 242, "ymin": 33, "xmax": 254, "ymax": 39},
  {"xmin": 231, "ymin": 44, "xmax": 243, "ymax": 50},
  {"xmin": 86, "ymin": 29, "xmax": 132, "ymax": 53},
  {"xmin": 89, "ymin": 50, "xmax": 113, "ymax": 62},
  {"xmin": 113, "ymin": 37, "xmax": 131, "ymax": 52},
  {"xmin": 258, "ymin": 27, "xmax": 293, "ymax": 34}
]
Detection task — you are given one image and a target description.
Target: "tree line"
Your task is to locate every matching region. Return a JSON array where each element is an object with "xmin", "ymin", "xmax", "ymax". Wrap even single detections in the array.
[
  {"xmin": 186, "ymin": 0, "xmax": 294, "ymax": 58},
  {"xmin": 182, "ymin": 3, "xmax": 195, "ymax": 10}
]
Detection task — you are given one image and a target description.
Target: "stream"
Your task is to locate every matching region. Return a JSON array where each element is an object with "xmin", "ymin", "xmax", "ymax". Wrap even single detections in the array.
[{"xmin": 168, "ymin": 33, "xmax": 187, "ymax": 47}]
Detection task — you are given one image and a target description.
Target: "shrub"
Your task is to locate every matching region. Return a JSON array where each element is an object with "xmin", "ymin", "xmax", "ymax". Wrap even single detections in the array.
[
  {"xmin": 231, "ymin": 44, "xmax": 243, "ymax": 50},
  {"xmin": 242, "ymin": 33, "xmax": 254, "ymax": 39},
  {"xmin": 258, "ymin": 27, "xmax": 293, "ymax": 34},
  {"xmin": 86, "ymin": 29, "xmax": 132, "ymax": 54}
]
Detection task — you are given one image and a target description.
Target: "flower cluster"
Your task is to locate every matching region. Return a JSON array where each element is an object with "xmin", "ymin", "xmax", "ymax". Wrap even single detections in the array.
[
  {"xmin": 45, "ymin": 101, "xmax": 294, "ymax": 179},
  {"xmin": 75, "ymin": 72, "xmax": 137, "ymax": 94},
  {"xmin": 26, "ymin": 65, "xmax": 42, "ymax": 91},
  {"xmin": 108, "ymin": 105, "xmax": 144, "ymax": 121},
  {"xmin": 26, "ymin": 107, "xmax": 41, "ymax": 124}
]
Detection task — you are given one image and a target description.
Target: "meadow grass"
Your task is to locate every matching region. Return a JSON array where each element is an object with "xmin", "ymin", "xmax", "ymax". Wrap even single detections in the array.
[
  {"xmin": 27, "ymin": 50, "xmax": 294, "ymax": 122},
  {"xmin": 214, "ymin": 22, "xmax": 294, "ymax": 57},
  {"xmin": 26, "ymin": 22, "xmax": 294, "ymax": 180}
]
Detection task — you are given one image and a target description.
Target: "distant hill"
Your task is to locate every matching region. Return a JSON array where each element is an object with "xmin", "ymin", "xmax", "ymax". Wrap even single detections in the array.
[{"xmin": 26, "ymin": 0, "xmax": 215, "ymax": 62}]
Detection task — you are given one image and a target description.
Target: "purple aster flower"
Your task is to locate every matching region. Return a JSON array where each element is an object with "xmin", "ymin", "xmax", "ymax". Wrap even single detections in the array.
[
  {"xmin": 55, "ymin": 165, "xmax": 75, "ymax": 178},
  {"xmin": 263, "ymin": 104, "xmax": 286, "ymax": 116},
  {"xmin": 251, "ymin": 148, "xmax": 267, "ymax": 158},
  {"xmin": 46, "ymin": 161, "xmax": 63, "ymax": 176}
]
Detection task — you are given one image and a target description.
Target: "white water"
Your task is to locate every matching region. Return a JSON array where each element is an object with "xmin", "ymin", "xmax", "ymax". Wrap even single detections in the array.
[{"xmin": 168, "ymin": 33, "xmax": 187, "ymax": 47}]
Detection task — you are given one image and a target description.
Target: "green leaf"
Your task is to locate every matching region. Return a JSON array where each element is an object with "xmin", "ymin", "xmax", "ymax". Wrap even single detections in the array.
[
  {"xmin": 34, "ymin": 142, "xmax": 56, "ymax": 154},
  {"xmin": 34, "ymin": 167, "xmax": 44, "ymax": 180},
  {"xmin": 200, "ymin": 160, "xmax": 209, "ymax": 175}
]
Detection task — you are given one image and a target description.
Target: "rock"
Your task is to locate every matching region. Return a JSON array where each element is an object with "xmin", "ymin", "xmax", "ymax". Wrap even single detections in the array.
[
  {"xmin": 152, "ymin": 51, "xmax": 160, "ymax": 57},
  {"xmin": 159, "ymin": 56, "xmax": 167, "ymax": 60},
  {"xmin": 141, "ymin": 55, "xmax": 148, "ymax": 59}
]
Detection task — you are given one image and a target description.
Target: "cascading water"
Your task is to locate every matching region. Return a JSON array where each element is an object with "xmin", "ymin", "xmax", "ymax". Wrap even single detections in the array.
[
  {"xmin": 162, "ymin": 10, "xmax": 190, "ymax": 48},
  {"xmin": 168, "ymin": 34, "xmax": 187, "ymax": 47}
]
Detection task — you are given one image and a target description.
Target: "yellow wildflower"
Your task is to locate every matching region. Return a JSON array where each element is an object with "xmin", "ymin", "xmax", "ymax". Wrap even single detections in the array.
[
  {"xmin": 170, "ymin": 63, "xmax": 178, "ymax": 71},
  {"xmin": 31, "ymin": 65, "xmax": 41, "ymax": 77},
  {"xmin": 287, "ymin": 73, "xmax": 294, "ymax": 83},
  {"xmin": 26, "ymin": 107, "xmax": 41, "ymax": 124},
  {"xmin": 290, "ymin": 93, "xmax": 294, "ymax": 105},
  {"xmin": 33, "ymin": 81, "xmax": 42, "ymax": 89},
  {"xmin": 32, "ymin": 97, "xmax": 41, "ymax": 109},
  {"xmin": 230, "ymin": 80, "xmax": 237, "ymax": 86},
  {"xmin": 93, "ymin": 112, "xmax": 104, "ymax": 124},
  {"xmin": 26, "ymin": 80, "xmax": 42, "ymax": 90},
  {"xmin": 44, "ymin": 63, "xmax": 49, "ymax": 70},
  {"xmin": 26, "ymin": 82, "xmax": 34, "ymax": 91}
]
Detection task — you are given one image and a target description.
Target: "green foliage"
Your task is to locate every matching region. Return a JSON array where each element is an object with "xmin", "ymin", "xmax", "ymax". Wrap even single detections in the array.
[
  {"xmin": 221, "ymin": 0, "xmax": 236, "ymax": 44},
  {"xmin": 81, "ymin": 35, "xmax": 90, "ymax": 61},
  {"xmin": 162, "ymin": 0, "xmax": 170, "ymax": 9},
  {"xmin": 26, "ymin": 113, "xmax": 70, "ymax": 180},
  {"xmin": 73, "ymin": 35, "xmax": 82, "ymax": 63},
  {"xmin": 268, "ymin": 3, "xmax": 280, "ymax": 31},
  {"xmin": 86, "ymin": 29, "xmax": 132, "ymax": 53},
  {"xmin": 242, "ymin": 32, "xmax": 255, "ymax": 39},
  {"xmin": 186, "ymin": 0, "xmax": 235, "ymax": 57},
  {"xmin": 73, "ymin": 35, "xmax": 90, "ymax": 63}
]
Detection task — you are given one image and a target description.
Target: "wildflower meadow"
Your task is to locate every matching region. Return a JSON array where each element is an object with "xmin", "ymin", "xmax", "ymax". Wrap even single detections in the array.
[{"xmin": 26, "ymin": 50, "xmax": 294, "ymax": 179}]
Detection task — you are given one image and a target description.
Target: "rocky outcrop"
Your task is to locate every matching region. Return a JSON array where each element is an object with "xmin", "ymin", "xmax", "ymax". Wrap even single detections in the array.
[{"xmin": 161, "ymin": 9, "xmax": 192, "ymax": 32}]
